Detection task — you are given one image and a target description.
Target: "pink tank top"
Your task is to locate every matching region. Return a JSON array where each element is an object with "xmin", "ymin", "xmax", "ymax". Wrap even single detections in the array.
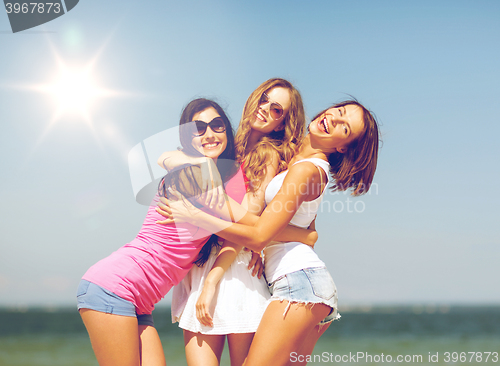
[{"xmin": 83, "ymin": 165, "xmax": 246, "ymax": 314}]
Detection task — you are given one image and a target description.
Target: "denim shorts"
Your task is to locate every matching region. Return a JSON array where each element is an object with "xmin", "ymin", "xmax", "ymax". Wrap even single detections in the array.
[
  {"xmin": 77, "ymin": 280, "xmax": 154, "ymax": 327},
  {"xmin": 268, "ymin": 267, "xmax": 340, "ymax": 325}
]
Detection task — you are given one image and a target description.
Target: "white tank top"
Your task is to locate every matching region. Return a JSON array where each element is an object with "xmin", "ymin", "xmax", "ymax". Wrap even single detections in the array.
[{"xmin": 263, "ymin": 158, "xmax": 330, "ymax": 283}]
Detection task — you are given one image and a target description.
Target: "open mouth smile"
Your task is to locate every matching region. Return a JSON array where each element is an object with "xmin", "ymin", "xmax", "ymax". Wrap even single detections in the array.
[
  {"xmin": 255, "ymin": 111, "xmax": 267, "ymax": 122},
  {"xmin": 320, "ymin": 117, "xmax": 330, "ymax": 134},
  {"xmin": 202, "ymin": 142, "xmax": 221, "ymax": 149}
]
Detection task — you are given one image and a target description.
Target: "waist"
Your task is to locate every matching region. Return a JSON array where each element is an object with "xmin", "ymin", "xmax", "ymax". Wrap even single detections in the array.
[{"xmin": 264, "ymin": 242, "xmax": 325, "ymax": 283}]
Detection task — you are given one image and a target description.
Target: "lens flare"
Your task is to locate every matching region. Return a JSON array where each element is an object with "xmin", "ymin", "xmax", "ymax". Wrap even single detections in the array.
[{"xmin": 47, "ymin": 67, "xmax": 101, "ymax": 117}]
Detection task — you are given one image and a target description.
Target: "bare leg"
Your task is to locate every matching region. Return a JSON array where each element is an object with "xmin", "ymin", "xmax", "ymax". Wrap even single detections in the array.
[
  {"xmin": 289, "ymin": 323, "xmax": 331, "ymax": 366},
  {"xmin": 183, "ymin": 330, "xmax": 225, "ymax": 366},
  {"xmin": 139, "ymin": 325, "xmax": 167, "ymax": 366},
  {"xmin": 227, "ymin": 333, "xmax": 254, "ymax": 366},
  {"xmin": 244, "ymin": 301, "xmax": 330, "ymax": 366},
  {"xmin": 80, "ymin": 309, "xmax": 141, "ymax": 366}
]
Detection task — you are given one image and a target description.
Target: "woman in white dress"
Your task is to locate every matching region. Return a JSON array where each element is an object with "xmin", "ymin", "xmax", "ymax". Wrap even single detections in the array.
[
  {"xmin": 158, "ymin": 99, "xmax": 380, "ymax": 366},
  {"xmin": 158, "ymin": 78, "xmax": 314, "ymax": 366}
]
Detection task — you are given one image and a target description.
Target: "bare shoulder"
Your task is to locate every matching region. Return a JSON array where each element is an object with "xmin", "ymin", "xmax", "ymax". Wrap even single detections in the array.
[
  {"xmin": 287, "ymin": 160, "xmax": 320, "ymax": 179},
  {"xmin": 284, "ymin": 161, "xmax": 325, "ymax": 200},
  {"xmin": 281, "ymin": 161, "xmax": 320, "ymax": 189}
]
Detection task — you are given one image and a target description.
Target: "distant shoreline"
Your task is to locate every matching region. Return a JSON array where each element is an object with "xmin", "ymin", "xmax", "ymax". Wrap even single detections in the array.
[{"xmin": 2, "ymin": 304, "xmax": 500, "ymax": 314}]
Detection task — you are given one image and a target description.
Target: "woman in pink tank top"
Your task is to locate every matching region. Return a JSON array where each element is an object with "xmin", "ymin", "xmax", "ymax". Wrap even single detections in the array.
[{"xmin": 77, "ymin": 99, "xmax": 243, "ymax": 366}]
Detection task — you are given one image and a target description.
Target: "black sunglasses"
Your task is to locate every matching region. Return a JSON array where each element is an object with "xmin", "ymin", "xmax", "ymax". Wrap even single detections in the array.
[
  {"xmin": 191, "ymin": 117, "xmax": 226, "ymax": 136},
  {"xmin": 259, "ymin": 92, "xmax": 284, "ymax": 120}
]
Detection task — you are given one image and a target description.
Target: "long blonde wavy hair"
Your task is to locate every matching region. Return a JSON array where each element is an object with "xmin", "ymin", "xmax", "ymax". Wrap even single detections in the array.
[{"xmin": 234, "ymin": 78, "xmax": 305, "ymax": 191}]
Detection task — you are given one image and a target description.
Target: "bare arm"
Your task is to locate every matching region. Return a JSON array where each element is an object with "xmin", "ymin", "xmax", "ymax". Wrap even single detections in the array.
[
  {"xmin": 157, "ymin": 150, "xmax": 206, "ymax": 171},
  {"xmin": 195, "ymin": 157, "xmax": 311, "ymax": 325},
  {"xmin": 194, "ymin": 159, "xmax": 279, "ymax": 326},
  {"xmin": 157, "ymin": 179, "xmax": 318, "ymax": 246},
  {"xmin": 200, "ymin": 189, "xmax": 268, "ymax": 295},
  {"xmin": 194, "ymin": 241, "xmax": 241, "ymax": 326},
  {"xmin": 161, "ymin": 161, "xmax": 324, "ymax": 251},
  {"xmin": 158, "ymin": 150, "xmax": 226, "ymax": 209},
  {"xmin": 196, "ymin": 154, "xmax": 279, "ymax": 326}
]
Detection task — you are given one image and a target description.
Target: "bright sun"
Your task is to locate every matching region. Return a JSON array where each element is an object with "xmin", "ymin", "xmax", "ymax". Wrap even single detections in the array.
[
  {"xmin": 50, "ymin": 68, "xmax": 99, "ymax": 115},
  {"xmin": 8, "ymin": 44, "xmax": 134, "ymax": 153},
  {"xmin": 28, "ymin": 57, "xmax": 118, "ymax": 130},
  {"xmin": 41, "ymin": 64, "xmax": 110, "ymax": 124},
  {"xmin": 17, "ymin": 54, "xmax": 127, "ymax": 150}
]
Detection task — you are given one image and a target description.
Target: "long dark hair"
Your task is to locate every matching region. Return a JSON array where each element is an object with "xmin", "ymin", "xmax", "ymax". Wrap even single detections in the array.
[
  {"xmin": 159, "ymin": 98, "xmax": 238, "ymax": 266},
  {"xmin": 311, "ymin": 99, "xmax": 380, "ymax": 196}
]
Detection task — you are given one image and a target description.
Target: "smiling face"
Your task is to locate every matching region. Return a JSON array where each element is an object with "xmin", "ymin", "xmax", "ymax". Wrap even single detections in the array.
[
  {"xmin": 250, "ymin": 86, "xmax": 291, "ymax": 135},
  {"xmin": 309, "ymin": 104, "xmax": 365, "ymax": 153},
  {"xmin": 190, "ymin": 107, "xmax": 228, "ymax": 161}
]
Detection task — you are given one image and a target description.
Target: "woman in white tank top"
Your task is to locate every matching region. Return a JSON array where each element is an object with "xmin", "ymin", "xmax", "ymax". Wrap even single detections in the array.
[{"xmin": 157, "ymin": 99, "xmax": 380, "ymax": 366}]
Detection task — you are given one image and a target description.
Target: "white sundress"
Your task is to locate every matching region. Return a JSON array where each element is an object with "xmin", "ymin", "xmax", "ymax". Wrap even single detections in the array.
[{"xmin": 171, "ymin": 247, "xmax": 270, "ymax": 335}]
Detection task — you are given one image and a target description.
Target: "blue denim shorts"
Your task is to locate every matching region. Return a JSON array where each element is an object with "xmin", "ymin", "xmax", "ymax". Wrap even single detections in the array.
[
  {"xmin": 77, "ymin": 280, "xmax": 154, "ymax": 327},
  {"xmin": 268, "ymin": 267, "xmax": 340, "ymax": 325}
]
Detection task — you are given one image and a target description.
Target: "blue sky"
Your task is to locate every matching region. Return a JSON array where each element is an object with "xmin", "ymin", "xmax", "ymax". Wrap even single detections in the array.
[{"xmin": 0, "ymin": 0, "xmax": 499, "ymax": 308}]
